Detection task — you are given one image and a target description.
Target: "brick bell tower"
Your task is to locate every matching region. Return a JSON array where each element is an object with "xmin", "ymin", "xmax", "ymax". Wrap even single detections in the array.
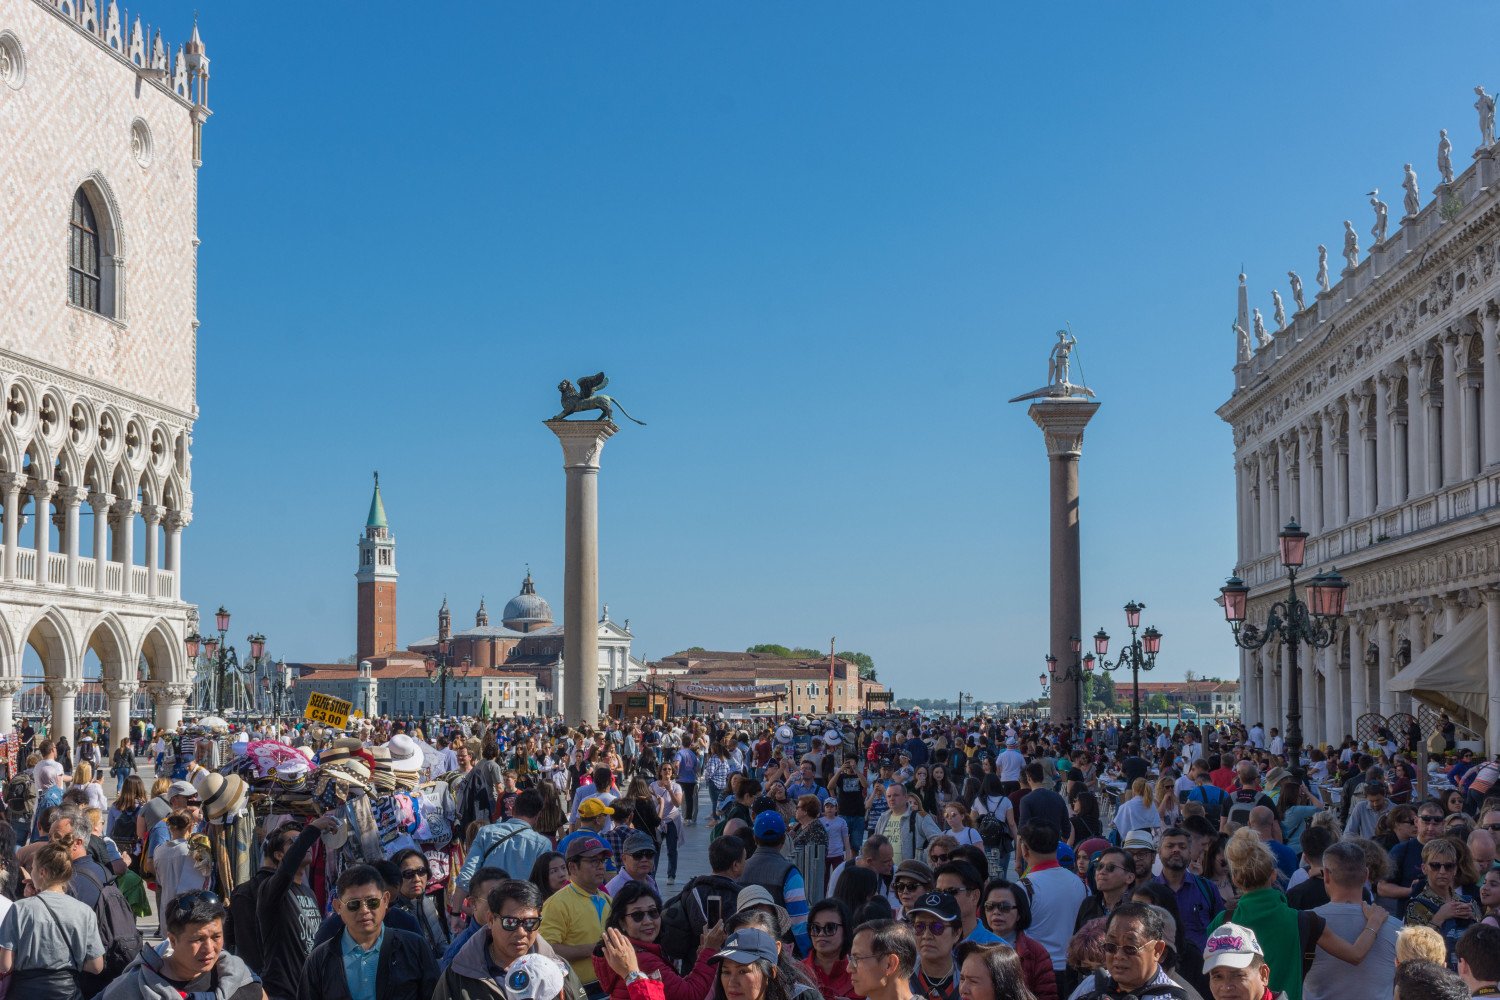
[{"xmin": 356, "ymin": 472, "xmax": 398, "ymax": 660}]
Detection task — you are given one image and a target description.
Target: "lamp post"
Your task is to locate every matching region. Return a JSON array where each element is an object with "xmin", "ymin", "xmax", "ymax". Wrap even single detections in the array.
[
  {"xmin": 1218, "ymin": 519, "xmax": 1348, "ymax": 756},
  {"xmin": 423, "ymin": 639, "xmax": 470, "ymax": 723},
  {"xmin": 1093, "ymin": 601, "xmax": 1163, "ymax": 739},
  {"xmin": 1038, "ymin": 672, "xmax": 1050, "ymax": 720},
  {"xmin": 184, "ymin": 607, "xmax": 265, "ymax": 716},
  {"xmin": 1045, "ymin": 636, "xmax": 1096, "ymax": 725},
  {"xmin": 261, "ymin": 657, "xmax": 295, "ymax": 732}
]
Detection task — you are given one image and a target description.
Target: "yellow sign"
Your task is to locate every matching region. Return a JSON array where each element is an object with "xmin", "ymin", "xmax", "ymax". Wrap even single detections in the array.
[
  {"xmin": 351, "ymin": 709, "xmax": 365, "ymax": 720},
  {"xmin": 304, "ymin": 692, "xmax": 352, "ymax": 729}
]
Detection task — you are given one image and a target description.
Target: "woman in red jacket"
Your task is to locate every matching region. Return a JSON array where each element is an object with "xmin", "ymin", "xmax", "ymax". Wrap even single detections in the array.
[
  {"xmin": 978, "ymin": 879, "xmax": 1057, "ymax": 1000},
  {"xmin": 802, "ymin": 899, "xmax": 864, "ymax": 999},
  {"xmin": 592, "ymin": 882, "xmax": 724, "ymax": 1000}
]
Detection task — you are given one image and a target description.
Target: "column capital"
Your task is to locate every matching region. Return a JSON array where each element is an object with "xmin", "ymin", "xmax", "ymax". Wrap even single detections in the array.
[
  {"xmin": 101, "ymin": 679, "xmax": 139, "ymax": 700},
  {"xmin": 87, "ymin": 491, "xmax": 115, "ymax": 514},
  {"xmin": 161, "ymin": 681, "xmax": 194, "ymax": 703},
  {"xmin": 140, "ymin": 503, "xmax": 165, "ymax": 525},
  {"xmin": 165, "ymin": 509, "xmax": 191, "ymax": 531},
  {"xmin": 544, "ymin": 418, "xmax": 618, "ymax": 470},
  {"xmin": 0, "ymin": 678, "xmax": 23, "ymax": 697},
  {"xmin": 0, "ymin": 472, "xmax": 23, "ymax": 494},
  {"xmin": 112, "ymin": 498, "xmax": 140, "ymax": 519},
  {"xmin": 29, "ymin": 478, "xmax": 57, "ymax": 501},
  {"xmin": 47, "ymin": 678, "xmax": 82, "ymax": 698},
  {"xmin": 55, "ymin": 485, "xmax": 88, "ymax": 507}
]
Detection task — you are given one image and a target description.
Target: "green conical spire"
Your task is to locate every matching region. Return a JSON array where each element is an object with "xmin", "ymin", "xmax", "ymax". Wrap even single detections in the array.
[{"xmin": 367, "ymin": 471, "xmax": 388, "ymax": 528}]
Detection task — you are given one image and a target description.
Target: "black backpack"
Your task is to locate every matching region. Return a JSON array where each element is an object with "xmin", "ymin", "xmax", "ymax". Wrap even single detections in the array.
[
  {"xmin": 659, "ymin": 877, "xmax": 738, "ymax": 973},
  {"xmin": 73, "ymin": 865, "xmax": 144, "ymax": 991},
  {"xmin": 109, "ymin": 804, "xmax": 140, "ymax": 847},
  {"xmin": 3, "ymin": 772, "xmax": 33, "ymax": 815}
]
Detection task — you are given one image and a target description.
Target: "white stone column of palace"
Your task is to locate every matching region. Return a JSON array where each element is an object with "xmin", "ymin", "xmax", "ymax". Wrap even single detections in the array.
[
  {"xmin": 48, "ymin": 678, "xmax": 80, "ymax": 746},
  {"xmin": 143, "ymin": 504, "xmax": 163, "ymax": 598},
  {"xmin": 104, "ymin": 679, "xmax": 138, "ymax": 748},
  {"xmin": 32, "ymin": 479, "xmax": 56, "ymax": 585},
  {"xmin": 1483, "ymin": 305, "xmax": 1500, "ymax": 469},
  {"xmin": 1349, "ymin": 613, "xmax": 1369, "ymax": 725},
  {"xmin": 0, "ymin": 678, "xmax": 20, "ymax": 734},
  {"xmin": 1345, "ymin": 394, "xmax": 1366, "ymax": 519},
  {"xmin": 149, "ymin": 681, "xmax": 192, "ymax": 733},
  {"xmin": 165, "ymin": 511, "xmax": 188, "ymax": 600},
  {"xmin": 1298, "ymin": 425, "xmax": 1317, "ymax": 533},
  {"xmin": 60, "ymin": 486, "xmax": 85, "ymax": 589},
  {"xmin": 1486, "ymin": 588, "xmax": 1500, "ymax": 753},
  {"xmin": 1026, "ymin": 397, "xmax": 1100, "ymax": 729},
  {"xmin": 1404, "ymin": 603, "xmax": 1427, "ymax": 717},
  {"xmin": 89, "ymin": 492, "xmax": 112, "ymax": 593},
  {"xmin": 1406, "ymin": 352, "xmax": 1427, "ymax": 496},
  {"xmin": 0, "ymin": 473, "xmax": 20, "ymax": 581},
  {"xmin": 1375, "ymin": 374, "xmax": 1393, "ymax": 509},
  {"xmin": 1443, "ymin": 332, "xmax": 1462, "ymax": 486},
  {"xmin": 1376, "ymin": 616, "xmax": 1396, "ymax": 715},
  {"xmin": 546, "ymin": 418, "xmax": 618, "ymax": 726},
  {"xmin": 112, "ymin": 498, "xmax": 138, "ymax": 573},
  {"xmin": 1259, "ymin": 449, "xmax": 1276, "ymax": 550}
]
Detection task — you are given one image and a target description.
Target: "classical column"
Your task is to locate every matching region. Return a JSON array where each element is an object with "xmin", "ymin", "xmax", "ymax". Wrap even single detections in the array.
[
  {"xmin": 546, "ymin": 418, "xmax": 620, "ymax": 726},
  {"xmin": 30, "ymin": 479, "xmax": 55, "ymax": 585},
  {"xmin": 1235, "ymin": 459, "xmax": 1250, "ymax": 561},
  {"xmin": 165, "ymin": 510, "xmax": 188, "ymax": 601},
  {"xmin": 1486, "ymin": 588, "xmax": 1500, "ymax": 754},
  {"xmin": 1278, "ymin": 437, "xmax": 1296, "ymax": 524},
  {"xmin": 1349, "ymin": 614, "xmax": 1369, "ymax": 725},
  {"xmin": 142, "ymin": 504, "xmax": 163, "ymax": 599},
  {"xmin": 102, "ymin": 680, "xmax": 138, "ymax": 752},
  {"xmin": 1325, "ymin": 643, "xmax": 1345, "ymax": 744},
  {"xmin": 1011, "ymin": 396, "xmax": 1101, "ymax": 729},
  {"xmin": 1443, "ymin": 332, "xmax": 1462, "ymax": 485},
  {"xmin": 1259, "ymin": 449, "xmax": 1276, "ymax": 552},
  {"xmin": 154, "ymin": 681, "xmax": 193, "ymax": 732},
  {"xmin": 88, "ymin": 492, "xmax": 113, "ymax": 593},
  {"xmin": 0, "ymin": 473, "xmax": 21, "ymax": 581},
  {"xmin": 1345, "ymin": 394, "xmax": 1366, "ymax": 518},
  {"xmin": 1377, "ymin": 616, "xmax": 1397, "ymax": 715},
  {"xmin": 1484, "ymin": 304, "xmax": 1500, "ymax": 468},
  {"xmin": 1301, "ymin": 643, "xmax": 1320, "ymax": 745},
  {"xmin": 1464, "ymin": 361, "xmax": 1483, "ymax": 480},
  {"xmin": 1406, "ymin": 352, "xmax": 1428, "ymax": 495},
  {"xmin": 48, "ymin": 678, "xmax": 81, "ymax": 744},
  {"xmin": 1298, "ymin": 425, "xmax": 1319, "ymax": 534},
  {"xmin": 59, "ymin": 486, "xmax": 85, "ymax": 589},
  {"xmin": 1375, "ymin": 373, "xmax": 1393, "ymax": 509},
  {"xmin": 112, "ymin": 498, "xmax": 138, "ymax": 589},
  {"xmin": 1320, "ymin": 410, "xmax": 1339, "ymax": 527},
  {"xmin": 0, "ymin": 678, "xmax": 20, "ymax": 736}
]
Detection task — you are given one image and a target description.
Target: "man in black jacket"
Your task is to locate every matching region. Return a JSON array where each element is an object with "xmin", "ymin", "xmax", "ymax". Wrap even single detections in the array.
[
  {"xmin": 259, "ymin": 811, "xmax": 340, "ymax": 1000},
  {"xmin": 298, "ymin": 863, "xmax": 438, "ymax": 1000}
]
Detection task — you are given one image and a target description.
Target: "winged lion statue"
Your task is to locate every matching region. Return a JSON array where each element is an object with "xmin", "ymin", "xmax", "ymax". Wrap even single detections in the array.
[{"xmin": 552, "ymin": 372, "xmax": 646, "ymax": 425}]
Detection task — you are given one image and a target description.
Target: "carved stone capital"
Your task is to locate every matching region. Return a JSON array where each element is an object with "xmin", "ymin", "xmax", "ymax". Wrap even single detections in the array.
[
  {"xmin": 29, "ymin": 478, "xmax": 57, "ymax": 502},
  {"xmin": 165, "ymin": 509, "xmax": 191, "ymax": 532},
  {"xmin": 545, "ymin": 418, "xmax": 619, "ymax": 470},
  {"xmin": 161, "ymin": 682, "xmax": 194, "ymax": 703},
  {"xmin": 111, "ymin": 498, "xmax": 140, "ymax": 522},
  {"xmin": 0, "ymin": 678, "xmax": 23, "ymax": 698},
  {"xmin": 55, "ymin": 485, "xmax": 88, "ymax": 507},
  {"xmin": 0, "ymin": 472, "xmax": 24, "ymax": 496},
  {"xmin": 1024, "ymin": 399, "xmax": 1100, "ymax": 458},
  {"xmin": 87, "ymin": 491, "xmax": 115, "ymax": 515},
  {"xmin": 101, "ymin": 679, "xmax": 139, "ymax": 701},
  {"xmin": 47, "ymin": 678, "xmax": 83, "ymax": 699},
  {"xmin": 140, "ymin": 503, "xmax": 165, "ymax": 525}
]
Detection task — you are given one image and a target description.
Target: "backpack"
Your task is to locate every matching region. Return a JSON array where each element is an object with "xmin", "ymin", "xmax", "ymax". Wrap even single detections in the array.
[
  {"xmin": 1227, "ymin": 789, "xmax": 1259, "ymax": 827},
  {"xmin": 109, "ymin": 804, "xmax": 140, "ymax": 847},
  {"xmin": 1184, "ymin": 784, "xmax": 1226, "ymax": 825},
  {"xmin": 975, "ymin": 796, "xmax": 1012, "ymax": 849},
  {"xmin": 659, "ymin": 877, "xmax": 738, "ymax": 973},
  {"xmin": 3, "ymin": 772, "xmax": 33, "ymax": 815},
  {"xmin": 73, "ymin": 865, "xmax": 144, "ymax": 989},
  {"xmin": 1295, "ymin": 909, "xmax": 1327, "ymax": 977}
]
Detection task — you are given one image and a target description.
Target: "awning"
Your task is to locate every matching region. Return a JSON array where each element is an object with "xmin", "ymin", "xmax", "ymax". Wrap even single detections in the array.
[
  {"xmin": 1388, "ymin": 609, "xmax": 1488, "ymax": 734},
  {"xmin": 678, "ymin": 683, "xmax": 787, "ymax": 706}
]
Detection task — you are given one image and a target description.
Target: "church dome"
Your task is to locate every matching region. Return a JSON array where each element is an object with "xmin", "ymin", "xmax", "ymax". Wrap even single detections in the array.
[{"xmin": 502, "ymin": 572, "xmax": 553, "ymax": 631}]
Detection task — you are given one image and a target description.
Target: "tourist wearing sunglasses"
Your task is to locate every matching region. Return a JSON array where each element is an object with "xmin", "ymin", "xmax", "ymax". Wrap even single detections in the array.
[
  {"xmin": 977, "ymin": 879, "xmax": 1056, "ymax": 1000},
  {"xmin": 297, "ymin": 863, "xmax": 438, "ymax": 1000},
  {"xmin": 1404, "ymin": 838, "xmax": 1481, "ymax": 967},
  {"xmin": 391, "ymin": 846, "xmax": 453, "ymax": 959},
  {"xmin": 592, "ymin": 882, "xmax": 725, "ymax": 1000},
  {"xmin": 435, "ymin": 879, "xmax": 580, "ymax": 1000},
  {"xmin": 802, "ymin": 898, "xmax": 861, "ymax": 1000}
]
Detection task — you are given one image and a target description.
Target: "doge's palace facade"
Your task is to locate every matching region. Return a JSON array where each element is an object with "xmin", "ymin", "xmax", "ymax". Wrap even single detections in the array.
[
  {"xmin": 0, "ymin": 0, "xmax": 211, "ymax": 739},
  {"xmin": 1219, "ymin": 93, "xmax": 1500, "ymax": 754}
]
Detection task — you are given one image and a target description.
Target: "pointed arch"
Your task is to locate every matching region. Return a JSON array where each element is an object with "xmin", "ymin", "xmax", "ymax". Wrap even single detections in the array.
[
  {"xmin": 24, "ymin": 606, "xmax": 78, "ymax": 682},
  {"xmin": 84, "ymin": 613, "xmax": 132, "ymax": 685},
  {"xmin": 138, "ymin": 617, "xmax": 182, "ymax": 685},
  {"xmin": 68, "ymin": 172, "xmax": 126, "ymax": 319}
]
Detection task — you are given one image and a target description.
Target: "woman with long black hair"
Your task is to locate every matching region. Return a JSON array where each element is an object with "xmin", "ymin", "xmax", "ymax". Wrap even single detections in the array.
[{"xmin": 593, "ymin": 881, "xmax": 722, "ymax": 1000}]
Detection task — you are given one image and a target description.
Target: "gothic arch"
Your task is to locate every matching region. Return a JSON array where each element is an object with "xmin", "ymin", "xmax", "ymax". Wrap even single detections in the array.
[
  {"xmin": 0, "ymin": 613, "xmax": 16, "ymax": 683},
  {"xmin": 24, "ymin": 606, "xmax": 78, "ymax": 682},
  {"xmin": 137, "ymin": 617, "xmax": 181, "ymax": 685},
  {"xmin": 84, "ymin": 612, "xmax": 131, "ymax": 685},
  {"xmin": 70, "ymin": 172, "xmax": 126, "ymax": 319}
]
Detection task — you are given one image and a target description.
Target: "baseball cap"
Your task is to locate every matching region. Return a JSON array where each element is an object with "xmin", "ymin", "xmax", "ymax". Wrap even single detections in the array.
[
  {"xmin": 622, "ymin": 831, "xmax": 656, "ymax": 856},
  {"xmin": 753, "ymin": 810, "xmax": 787, "ymax": 839},
  {"xmin": 907, "ymin": 891, "xmax": 960, "ymax": 924},
  {"xmin": 1121, "ymin": 830, "xmax": 1157, "ymax": 852},
  {"xmin": 577, "ymin": 797, "xmax": 615, "ymax": 819},
  {"xmin": 711, "ymin": 928, "xmax": 780, "ymax": 966},
  {"xmin": 1202, "ymin": 922, "xmax": 1264, "ymax": 972},
  {"xmin": 167, "ymin": 780, "xmax": 198, "ymax": 801},
  {"xmin": 564, "ymin": 834, "xmax": 611, "ymax": 860},
  {"xmin": 501, "ymin": 954, "xmax": 569, "ymax": 1000}
]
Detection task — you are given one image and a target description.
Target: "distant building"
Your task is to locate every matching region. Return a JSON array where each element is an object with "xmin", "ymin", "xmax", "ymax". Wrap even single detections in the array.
[
  {"xmin": 1118, "ymin": 680, "xmax": 1241, "ymax": 718},
  {"xmin": 652, "ymin": 649, "xmax": 886, "ymax": 716}
]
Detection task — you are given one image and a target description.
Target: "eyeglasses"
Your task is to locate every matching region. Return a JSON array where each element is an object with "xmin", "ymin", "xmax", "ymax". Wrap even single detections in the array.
[
  {"xmin": 910, "ymin": 919, "xmax": 955, "ymax": 937},
  {"xmin": 982, "ymin": 902, "xmax": 1017, "ymax": 915},
  {"xmin": 1418, "ymin": 815, "xmax": 1445, "ymax": 823},
  {"xmin": 1428, "ymin": 861, "xmax": 1458, "ymax": 872},
  {"xmin": 628, "ymin": 851, "xmax": 656, "ymax": 862},
  {"xmin": 893, "ymin": 879, "xmax": 927, "ymax": 894},
  {"xmin": 1101, "ymin": 941, "xmax": 1154, "ymax": 957},
  {"xmin": 810, "ymin": 922, "xmax": 844, "ymax": 936},
  {"xmin": 624, "ymin": 907, "xmax": 661, "ymax": 923},
  {"xmin": 498, "ymin": 916, "xmax": 542, "ymax": 932},
  {"xmin": 1095, "ymin": 863, "xmax": 1131, "ymax": 875},
  {"xmin": 936, "ymin": 886, "xmax": 971, "ymax": 896},
  {"xmin": 401, "ymin": 868, "xmax": 430, "ymax": 880},
  {"xmin": 928, "ymin": 853, "xmax": 951, "ymax": 866},
  {"xmin": 847, "ymin": 953, "xmax": 877, "ymax": 967},
  {"xmin": 344, "ymin": 897, "xmax": 383, "ymax": 912}
]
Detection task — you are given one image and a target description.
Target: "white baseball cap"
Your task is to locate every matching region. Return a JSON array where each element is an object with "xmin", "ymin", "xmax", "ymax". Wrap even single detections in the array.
[
  {"xmin": 501, "ymin": 954, "xmax": 568, "ymax": 1000},
  {"xmin": 1202, "ymin": 922, "xmax": 1264, "ymax": 972}
]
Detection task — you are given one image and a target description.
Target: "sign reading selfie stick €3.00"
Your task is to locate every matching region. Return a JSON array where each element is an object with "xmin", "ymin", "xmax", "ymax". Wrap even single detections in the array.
[{"xmin": 304, "ymin": 692, "xmax": 353, "ymax": 729}]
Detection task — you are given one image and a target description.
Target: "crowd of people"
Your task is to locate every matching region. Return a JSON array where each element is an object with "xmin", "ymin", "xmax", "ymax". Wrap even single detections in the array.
[{"xmin": 0, "ymin": 708, "xmax": 1497, "ymax": 1000}]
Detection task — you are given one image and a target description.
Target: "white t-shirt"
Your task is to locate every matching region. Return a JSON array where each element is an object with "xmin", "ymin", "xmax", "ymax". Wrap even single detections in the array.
[
  {"xmin": 1023, "ymin": 865, "xmax": 1087, "ymax": 970},
  {"xmin": 947, "ymin": 825, "xmax": 982, "ymax": 847},
  {"xmin": 973, "ymin": 794, "xmax": 1013, "ymax": 828},
  {"xmin": 998, "ymin": 749, "xmax": 1025, "ymax": 783},
  {"xmin": 33, "ymin": 759, "xmax": 63, "ymax": 790}
]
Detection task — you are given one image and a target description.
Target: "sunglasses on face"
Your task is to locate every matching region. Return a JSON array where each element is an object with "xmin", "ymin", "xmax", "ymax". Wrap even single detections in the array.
[
  {"xmin": 628, "ymin": 851, "xmax": 656, "ymax": 862},
  {"xmin": 810, "ymin": 922, "xmax": 844, "ymax": 936},
  {"xmin": 401, "ymin": 868, "xmax": 430, "ymax": 880},
  {"xmin": 1101, "ymin": 941, "xmax": 1154, "ymax": 957},
  {"xmin": 927, "ymin": 854, "xmax": 951, "ymax": 866},
  {"xmin": 498, "ymin": 916, "xmax": 542, "ymax": 932},
  {"xmin": 1486, "ymin": 824, "xmax": 1500, "ymax": 833},
  {"xmin": 1428, "ymin": 861, "xmax": 1458, "ymax": 872},
  {"xmin": 1095, "ymin": 864, "xmax": 1129, "ymax": 875},
  {"xmin": 983, "ymin": 902, "xmax": 1017, "ymax": 915},
  {"xmin": 1418, "ymin": 815, "xmax": 1445, "ymax": 823},
  {"xmin": 170, "ymin": 889, "xmax": 221, "ymax": 918},
  {"xmin": 624, "ymin": 908, "xmax": 661, "ymax": 923},
  {"xmin": 344, "ymin": 897, "xmax": 383, "ymax": 912},
  {"xmin": 893, "ymin": 879, "xmax": 927, "ymax": 894},
  {"xmin": 910, "ymin": 919, "xmax": 955, "ymax": 937}
]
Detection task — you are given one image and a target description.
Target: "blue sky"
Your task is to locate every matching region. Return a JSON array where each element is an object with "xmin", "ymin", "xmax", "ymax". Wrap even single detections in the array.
[{"xmin": 136, "ymin": 1, "xmax": 1500, "ymax": 701}]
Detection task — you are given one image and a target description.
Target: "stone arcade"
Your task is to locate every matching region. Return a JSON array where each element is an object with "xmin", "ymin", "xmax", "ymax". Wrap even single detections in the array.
[
  {"xmin": 0, "ymin": 1, "xmax": 210, "ymax": 737},
  {"xmin": 1221, "ymin": 90, "xmax": 1500, "ymax": 751}
]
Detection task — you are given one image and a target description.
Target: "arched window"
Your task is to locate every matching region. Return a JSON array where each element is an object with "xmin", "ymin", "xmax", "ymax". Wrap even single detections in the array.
[{"xmin": 69, "ymin": 189, "xmax": 103, "ymax": 312}]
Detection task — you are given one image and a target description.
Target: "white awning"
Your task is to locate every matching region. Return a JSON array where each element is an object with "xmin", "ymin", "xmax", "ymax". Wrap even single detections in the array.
[{"xmin": 1388, "ymin": 610, "xmax": 1488, "ymax": 734}]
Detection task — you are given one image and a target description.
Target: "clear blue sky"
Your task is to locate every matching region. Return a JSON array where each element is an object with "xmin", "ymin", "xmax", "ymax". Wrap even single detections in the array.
[{"xmin": 145, "ymin": 1, "xmax": 1500, "ymax": 701}]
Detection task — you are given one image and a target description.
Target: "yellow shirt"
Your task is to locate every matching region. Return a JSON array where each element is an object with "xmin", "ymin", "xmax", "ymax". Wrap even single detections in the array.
[{"xmin": 540, "ymin": 881, "xmax": 611, "ymax": 985}]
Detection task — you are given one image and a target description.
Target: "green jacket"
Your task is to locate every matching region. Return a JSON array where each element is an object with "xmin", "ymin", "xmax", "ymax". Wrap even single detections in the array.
[{"xmin": 1208, "ymin": 887, "xmax": 1302, "ymax": 1000}]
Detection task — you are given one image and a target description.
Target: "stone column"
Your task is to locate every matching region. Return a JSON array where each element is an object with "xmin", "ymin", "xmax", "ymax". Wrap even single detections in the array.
[
  {"xmin": 1324, "ymin": 644, "xmax": 1344, "ymax": 745},
  {"xmin": 0, "ymin": 678, "xmax": 20, "ymax": 736},
  {"xmin": 1375, "ymin": 374, "xmax": 1393, "ymax": 509},
  {"xmin": 1443, "ymin": 332, "xmax": 1461, "ymax": 485},
  {"xmin": 1235, "ymin": 459, "xmax": 1250, "ymax": 561},
  {"xmin": 59, "ymin": 486, "xmax": 85, "ymax": 589},
  {"xmin": 31, "ymin": 479, "xmax": 55, "ymax": 585},
  {"xmin": 1345, "ymin": 394, "xmax": 1366, "ymax": 519},
  {"xmin": 142, "ymin": 504, "xmax": 163, "ymax": 599},
  {"xmin": 102, "ymin": 680, "xmax": 138, "ymax": 752},
  {"xmin": 545, "ymin": 418, "xmax": 619, "ymax": 726},
  {"xmin": 1377, "ymin": 616, "xmax": 1397, "ymax": 715},
  {"xmin": 1019, "ymin": 397, "xmax": 1100, "ymax": 730},
  {"xmin": 1486, "ymin": 588, "xmax": 1500, "ymax": 754},
  {"xmin": 1301, "ymin": 642, "xmax": 1320, "ymax": 745},
  {"xmin": 155, "ymin": 681, "xmax": 192, "ymax": 732},
  {"xmin": 1484, "ymin": 305, "xmax": 1500, "ymax": 468},
  {"xmin": 88, "ymin": 492, "xmax": 113, "ymax": 593},
  {"xmin": 1406, "ymin": 352, "xmax": 1428, "ymax": 495},
  {"xmin": 0, "ymin": 473, "xmax": 21, "ymax": 581},
  {"xmin": 1320, "ymin": 410, "xmax": 1339, "ymax": 527},
  {"xmin": 48, "ymin": 678, "xmax": 80, "ymax": 745},
  {"xmin": 1465, "ymin": 364, "xmax": 1483, "ymax": 480},
  {"xmin": 165, "ymin": 510, "xmax": 188, "ymax": 601},
  {"xmin": 1259, "ymin": 449, "xmax": 1276, "ymax": 552},
  {"xmin": 1278, "ymin": 437, "xmax": 1296, "ymax": 525},
  {"xmin": 112, "ymin": 498, "xmax": 138, "ymax": 588},
  {"xmin": 1349, "ymin": 614, "xmax": 1369, "ymax": 725},
  {"xmin": 1298, "ymin": 425, "xmax": 1318, "ymax": 533}
]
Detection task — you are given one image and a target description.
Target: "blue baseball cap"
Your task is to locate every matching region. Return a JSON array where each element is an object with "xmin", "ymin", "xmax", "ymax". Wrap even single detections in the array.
[{"xmin": 753, "ymin": 810, "xmax": 787, "ymax": 839}]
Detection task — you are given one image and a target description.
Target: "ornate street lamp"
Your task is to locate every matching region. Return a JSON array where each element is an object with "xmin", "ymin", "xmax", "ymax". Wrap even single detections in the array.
[
  {"xmin": 1045, "ymin": 637, "xmax": 1096, "ymax": 718},
  {"xmin": 184, "ymin": 606, "xmax": 265, "ymax": 716},
  {"xmin": 425, "ymin": 642, "xmax": 471, "ymax": 721},
  {"xmin": 1218, "ymin": 519, "xmax": 1347, "ymax": 755},
  {"xmin": 1095, "ymin": 600, "xmax": 1164, "ymax": 738}
]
